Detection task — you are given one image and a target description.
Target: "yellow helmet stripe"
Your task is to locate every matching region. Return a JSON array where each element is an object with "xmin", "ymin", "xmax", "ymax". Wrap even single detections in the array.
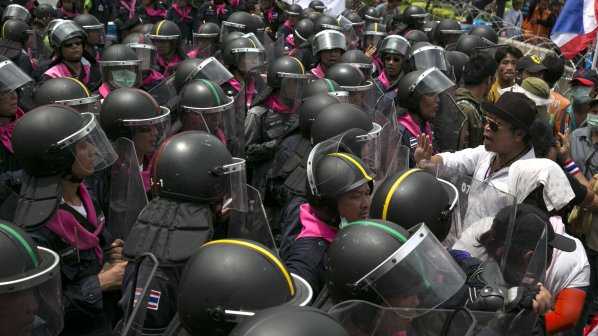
[
  {"xmin": 201, "ymin": 239, "xmax": 295, "ymax": 296},
  {"xmin": 374, "ymin": 23, "xmax": 378, "ymax": 32},
  {"xmin": 290, "ymin": 56, "xmax": 305, "ymax": 74},
  {"xmin": 1, "ymin": 21, "xmax": 8, "ymax": 38},
  {"xmin": 155, "ymin": 20, "xmax": 167, "ymax": 35},
  {"xmin": 66, "ymin": 77, "xmax": 91, "ymax": 97},
  {"xmin": 381, "ymin": 169, "xmax": 421, "ymax": 220},
  {"xmin": 328, "ymin": 153, "xmax": 373, "ymax": 181}
]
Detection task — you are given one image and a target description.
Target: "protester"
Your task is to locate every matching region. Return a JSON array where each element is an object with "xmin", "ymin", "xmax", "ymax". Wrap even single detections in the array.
[{"xmin": 487, "ymin": 45, "xmax": 523, "ymax": 103}]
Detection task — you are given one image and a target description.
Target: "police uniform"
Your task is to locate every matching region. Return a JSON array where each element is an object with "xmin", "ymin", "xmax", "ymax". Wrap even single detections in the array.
[
  {"xmin": 455, "ymin": 86, "xmax": 485, "ymax": 149},
  {"xmin": 197, "ymin": 1, "xmax": 231, "ymax": 25},
  {"xmin": 262, "ymin": 4, "xmax": 285, "ymax": 40},
  {"xmin": 166, "ymin": 5, "xmax": 199, "ymax": 43}
]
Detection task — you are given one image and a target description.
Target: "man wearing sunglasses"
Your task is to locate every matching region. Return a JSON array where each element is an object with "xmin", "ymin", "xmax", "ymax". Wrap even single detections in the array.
[{"xmin": 415, "ymin": 91, "xmax": 537, "ymax": 192}]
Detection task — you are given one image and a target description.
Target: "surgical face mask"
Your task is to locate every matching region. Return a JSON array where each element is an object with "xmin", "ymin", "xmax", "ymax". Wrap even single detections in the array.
[
  {"xmin": 111, "ymin": 69, "xmax": 137, "ymax": 88},
  {"xmin": 586, "ymin": 114, "xmax": 598, "ymax": 131},
  {"xmin": 570, "ymin": 85, "xmax": 593, "ymax": 104}
]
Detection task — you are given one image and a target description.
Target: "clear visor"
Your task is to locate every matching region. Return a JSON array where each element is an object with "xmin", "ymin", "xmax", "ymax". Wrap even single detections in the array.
[
  {"xmin": 182, "ymin": 96, "xmax": 235, "ymax": 134},
  {"xmin": 44, "ymin": 19, "xmax": 65, "ymax": 39},
  {"xmin": 374, "ymin": 122, "xmax": 411, "ymax": 184},
  {"xmin": 83, "ymin": 25, "xmax": 106, "ymax": 45},
  {"xmin": 220, "ymin": 21, "xmax": 246, "ymax": 42},
  {"xmin": 192, "ymin": 34, "xmax": 218, "ymax": 57},
  {"xmin": 410, "ymin": 68, "xmax": 455, "ymax": 97},
  {"xmin": 353, "ymin": 224, "xmax": 466, "ymax": 315},
  {"xmin": 364, "ymin": 34, "xmax": 385, "ymax": 49},
  {"xmin": 313, "ymin": 30, "xmax": 347, "ymax": 54},
  {"xmin": 380, "ymin": 36, "xmax": 410, "ymax": 56},
  {"xmin": 357, "ymin": 122, "xmax": 383, "ymax": 176},
  {"xmin": 127, "ymin": 44, "xmax": 157, "ymax": 72},
  {"xmin": 56, "ymin": 95, "xmax": 102, "ymax": 117},
  {"xmin": 232, "ymin": 49, "xmax": 268, "ymax": 72},
  {"xmin": 123, "ymin": 107, "xmax": 172, "ymax": 155},
  {"xmin": 52, "ymin": 21, "xmax": 85, "ymax": 47},
  {"xmin": 148, "ymin": 33, "xmax": 179, "ymax": 41},
  {"xmin": 329, "ymin": 300, "xmax": 477, "ymax": 335},
  {"xmin": 0, "ymin": 247, "xmax": 63, "ymax": 336},
  {"xmin": 3, "ymin": 5, "xmax": 31, "ymax": 22},
  {"xmin": 100, "ymin": 62, "xmax": 143, "ymax": 89},
  {"xmin": 218, "ymin": 157, "xmax": 248, "ymax": 212},
  {"xmin": 349, "ymin": 63, "xmax": 374, "ymax": 78},
  {"xmin": 241, "ymin": 32, "xmax": 266, "ymax": 51},
  {"xmin": 57, "ymin": 113, "xmax": 118, "ymax": 173},
  {"xmin": 409, "ymin": 47, "xmax": 449, "ymax": 72},
  {"xmin": 187, "ymin": 57, "xmax": 234, "ymax": 85},
  {"xmin": 228, "ymin": 185, "xmax": 277, "ymax": 252},
  {"xmin": 278, "ymin": 75, "xmax": 312, "ymax": 108},
  {"xmin": 0, "ymin": 60, "xmax": 33, "ymax": 97},
  {"xmin": 346, "ymin": 82, "xmax": 377, "ymax": 113},
  {"xmin": 326, "ymin": 90, "xmax": 350, "ymax": 103},
  {"xmin": 26, "ymin": 30, "xmax": 35, "ymax": 49}
]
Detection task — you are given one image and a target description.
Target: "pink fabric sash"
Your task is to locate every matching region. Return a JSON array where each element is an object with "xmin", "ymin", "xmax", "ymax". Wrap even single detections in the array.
[
  {"xmin": 372, "ymin": 54, "xmax": 383, "ymax": 75},
  {"xmin": 262, "ymin": 6, "xmax": 274, "ymax": 23},
  {"xmin": 296, "ymin": 203, "xmax": 338, "ymax": 243},
  {"xmin": 145, "ymin": 5, "xmax": 166, "ymax": 17},
  {"xmin": 310, "ymin": 64, "xmax": 325, "ymax": 78},
  {"xmin": 229, "ymin": 78, "xmax": 255, "ymax": 107},
  {"xmin": 173, "ymin": 3, "xmax": 192, "ymax": 20},
  {"xmin": 0, "ymin": 107, "xmax": 23, "ymax": 153},
  {"xmin": 60, "ymin": 7, "xmax": 79, "ymax": 18},
  {"xmin": 265, "ymin": 94, "xmax": 296, "ymax": 115},
  {"xmin": 142, "ymin": 69, "xmax": 164, "ymax": 85},
  {"xmin": 212, "ymin": 0, "xmax": 226, "ymax": 17},
  {"xmin": 284, "ymin": 20, "xmax": 294, "ymax": 31},
  {"xmin": 45, "ymin": 63, "xmax": 91, "ymax": 84},
  {"xmin": 46, "ymin": 184, "xmax": 105, "ymax": 263},
  {"xmin": 397, "ymin": 112, "xmax": 434, "ymax": 151},
  {"xmin": 216, "ymin": 128, "xmax": 227, "ymax": 145},
  {"xmin": 119, "ymin": 0, "xmax": 136, "ymax": 18},
  {"xmin": 230, "ymin": 0, "xmax": 239, "ymax": 6},
  {"xmin": 156, "ymin": 53, "xmax": 181, "ymax": 77},
  {"xmin": 285, "ymin": 34, "xmax": 295, "ymax": 48},
  {"xmin": 377, "ymin": 71, "xmax": 391, "ymax": 90},
  {"xmin": 99, "ymin": 83, "xmax": 111, "ymax": 98}
]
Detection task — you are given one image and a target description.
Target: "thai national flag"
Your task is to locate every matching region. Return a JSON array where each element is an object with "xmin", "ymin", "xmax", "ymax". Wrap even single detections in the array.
[
  {"xmin": 133, "ymin": 288, "xmax": 161, "ymax": 311},
  {"xmin": 550, "ymin": 0, "xmax": 598, "ymax": 59},
  {"xmin": 409, "ymin": 137, "xmax": 418, "ymax": 149}
]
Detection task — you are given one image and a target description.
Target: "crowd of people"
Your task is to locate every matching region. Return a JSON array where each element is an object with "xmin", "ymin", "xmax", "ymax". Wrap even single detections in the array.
[{"xmin": 0, "ymin": 0, "xmax": 595, "ymax": 335}]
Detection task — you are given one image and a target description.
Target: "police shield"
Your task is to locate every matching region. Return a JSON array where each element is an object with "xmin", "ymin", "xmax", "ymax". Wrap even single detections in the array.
[
  {"xmin": 119, "ymin": 253, "xmax": 160, "ymax": 336},
  {"xmin": 338, "ymin": 15, "xmax": 359, "ymax": 50},
  {"xmin": 108, "ymin": 138, "xmax": 149, "ymax": 240},
  {"xmin": 146, "ymin": 75, "xmax": 178, "ymax": 113},
  {"xmin": 375, "ymin": 122, "xmax": 409, "ymax": 184},
  {"xmin": 0, "ymin": 184, "xmax": 20, "ymax": 221},
  {"xmin": 425, "ymin": 84, "xmax": 467, "ymax": 152},
  {"xmin": 329, "ymin": 300, "xmax": 477, "ymax": 336},
  {"xmin": 228, "ymin": 185, "xmax": 277, "ymax": 252}
]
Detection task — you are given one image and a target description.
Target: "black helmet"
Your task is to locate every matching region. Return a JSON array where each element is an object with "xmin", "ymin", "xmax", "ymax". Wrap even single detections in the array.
[
  {"xmin": 363, "ymin": 7, "xmax": 382, "ymax": 23},
  {"xmin": 396, "ymin": 68, "xmax": 454, "ymax": 111},
  {"xmin": 299, "ymin": 93, "xmax": 344, "ymax": 138},
  {"xmin": 34, "ymin": 77, "xmax": 101, "ymax": 114},
  {"xmin": 74, "ymin": 14, "xmax": 105, "ymax": 45},
  {"xmin": 266, "ymin": 56, "xmax": 308, "ymax": 89},
  {"xmin": 308, "ymin": 0, "xmax": 326, "ymax": 13},
  {"xmin": 446, "ymin": 50, "xmax": 469, "ymax": 83},
  {"xmin": 313, "ymin": 15, "xmax": 342, "ymax": 34},
  {"xmin": 303, "ymin": 78, "xmax": 347, "ymax": 102},
  {"xmin": 0, "ymin": 59, "xmax": 33, "ymax": 96},
  {"xmin": 294, "ymin": 18, "xmax": 314, "ymax": 42},
  {"xmin": 229, "ymin": 306, "xmax": 349, "ymax": 336},
  {"xmin": 1, "ymin": 19, "xmax": 31, "ymax": 43},
  {"xmin": 173, "ymin": 58, "xmax": 204, "ymax": 92},
  {"xmin": 99, "ymin": 44, "xmax": 142, "ymax": 89},
  {"xmin": 286, "ymin": 4, "xmax": 303, "ymax": 16},
  {"xmin": 309, "ymin": 103, "xmax": 373, "ymax": 145},
  {"xmin": 177, "ymin": 239, "xmax": 312, "ymax": 335},
  {"xmin": 150, "ymin": 131, "xmax": 236, "ymax": 203},
  {"xmin": 149, "ymin": 20, "xmax": 181, "ymax": 44},
  {"xmin": 422, "ymin": 20, "xmax": 437, "ymax": 42},
  {"xmin": 304, "ymin": 10, "xmax": 323, "ymax": 23},
  {"xmin": 455, "ymin": 34, "xmax": 485, "ymax": 56},
  {"xmin": 193, "ymin": 22, "xmax": 220, "ymax": 57},
  {"xmin": 345, "ymin": 12, "xmax": 364, "ymax": 27},
  {"xmin": 404, "ymin": 29, "xmax": 429, "ymax": 45},
  {"xmin": 221, "ymin": 37, "xmax": 265, "ymax": 70},
  {"xmin": 325, "ymin": 63, "xmax": 371, "ymax": 91},
  {"xmin": 99, "ymin": 88, "xmax": 170, "ymax": 141},
  {"xmin": 140, "ymin": 23, "xmax": 155, "ymax": 34},
  {"xmin": 339, "ymin": 50, "xmax": 373, "ymax": 78},
  {"xmin": 0, "ymin": 221, "xmax": 63, "ymax": 336},
  {"xmin": 312, "ymin": 29, "xmax": 346, "ymax": 55},
  {"xmin": 402, "ymin": 5, "xmax": 428, "ymax": 29},
  {"xmin": 469, "ymin": 24, "xmax": 498, "ymax": 45},
  {"xmin": 122, "ymin": 32, "xmax": 157, "ymax": 72},
  {"xmin": 363, "ymin": 22, "xmax": 387, "ymax": 47},
  {"xmin": 196, "ymin": 21, "xmax": 220, "ymax": 37},
  {"xmin": 50, "ymin": 20, "xmax": 86, "ymax": 48},
  {"xmin": 179, "ymin": 79, "xmax": 234, "ymax": 132},
  {"xmin": 370, "ymin": 169, "xmax": 458, "ymax": 241},
  {"xmin": 2, "ymin": 4, "xmax": 31, "ymax": 22},
  {"xmin": 325, "ymin": 218, "xmax": 412, "ymax": 302},
  {"xmin": 433, "ymin": 19, "xmax": 462, "ymax": 46},
  {"xmin": 13, "ymin": 105, "xmax": 116, "ymax": 177},
  {"xmin": 220, "ymin": 31, "xmax": 245, "ymax": 48},
  {"xmin": 222, "ymin": 11, "xmax": 256, "ymax": 37},
  {"xmin": 34, "ymin": 4, "xmax": 57, "ymax": 19},
  {"xmin": 405, "ymin": 44, "xmax": 448, "ymax": 73},
  {"xmin": 378, "ymin": 35, "xmax": 410, "ymax": 56}
]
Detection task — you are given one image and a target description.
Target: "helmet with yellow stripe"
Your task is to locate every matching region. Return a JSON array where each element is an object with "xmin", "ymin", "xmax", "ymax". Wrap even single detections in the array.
[
  {"xmin": 221, "ymin": 37, "xmax": 266, "ymax": 70},
  {"xmin": 34, "ymin": 77, "xmax": 101, "ymax": 115},
  {"xmin": 369, "ymin": 168, "xmax": 459, "ymax": 241},
  {"xmin": 177, "ymin": 239, "xmax": 312, "ymax": 335}
]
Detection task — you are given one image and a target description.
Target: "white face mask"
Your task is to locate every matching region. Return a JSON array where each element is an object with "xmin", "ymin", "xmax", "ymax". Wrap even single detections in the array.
[{"xmin": 111, "ymin": 69, "xmax": 137, "ymax": 88}]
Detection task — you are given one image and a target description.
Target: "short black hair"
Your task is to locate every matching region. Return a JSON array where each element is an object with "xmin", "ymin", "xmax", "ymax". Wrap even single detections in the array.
[
  {"xmin": 494, "ymin": 45, "xmax": 523, "ymax": 64},
  {"xmin": 463, "ymin": 52, "xmax": 498, "ymax": 85},
  {"xmin": 542, "ymin": 52, "xmax": 566, "ymax": 88}
]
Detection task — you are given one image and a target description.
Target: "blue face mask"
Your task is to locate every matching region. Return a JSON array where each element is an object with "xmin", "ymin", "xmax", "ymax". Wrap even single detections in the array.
[
  {"xmin": 586, "ymin": 114, "xmax": 598, "ymax": 131},
  {"xmin": 570, "ymin": 86, "xmax": 593, "ymax": 104},
  {"xmin": 111, "ymin": 69, "xmax": 137, "ymax": 88}
]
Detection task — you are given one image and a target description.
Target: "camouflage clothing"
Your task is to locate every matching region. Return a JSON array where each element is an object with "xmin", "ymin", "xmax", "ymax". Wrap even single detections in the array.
[{"xmin": 455, "ymin": 87, "xmax": 485, "ymax": 149}]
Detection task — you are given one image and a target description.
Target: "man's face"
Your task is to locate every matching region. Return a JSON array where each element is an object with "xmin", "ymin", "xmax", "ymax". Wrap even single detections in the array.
[
  {"xmin": 72, "ymin": 140, "xmax": 97, "ymax": 178},
  {"xmin": 482, "ymin": 113, "xmax": 524, "ymax": 154},
  {"xmin": 337, "ymin": 182, "xmax": 371, "ymax": 222},
  {"xmin": 418, "ymin": 94, "xmax": 440, "ymax": 121},
  {"xmin": 132, "ymin": 125, "xmax": 159, "ymax": 155},
  {"xmin": 154, "ymin": 40, "xmax": 173, "ymax": 56},
  {"xmin": 320, "ymin": 48, "xmax": 342, "ymax": 67},
  {"xmin": 383, "ymin": 53, "xmax": 404, "ymax": 77},
  {"xmin": 0, "ymin": 91, "xmax": 18, "ymax": 118},
  {"xmin": 497, "ymin": 53, "xmax": 518, "ymax": 84}
]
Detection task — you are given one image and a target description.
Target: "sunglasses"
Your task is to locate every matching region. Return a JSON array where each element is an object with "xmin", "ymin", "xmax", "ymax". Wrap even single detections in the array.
[
  {"xmin": 384, "ymin": 56, "xmax": 403, "ymax": 63},
  {"xmin": 63, "ymin": 40, "xmax": 83, "ymax": 48},
  {"xmin": 482, "ymin": 115, "xmax": 512, "ymax": 132}
]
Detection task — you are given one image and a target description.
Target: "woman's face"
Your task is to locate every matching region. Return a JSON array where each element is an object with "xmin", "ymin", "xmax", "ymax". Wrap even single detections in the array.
[
  {"xmin": 154, "ymin": 40, "xmax": 173, "ymax": 56},
  {"xmin": 72, "ymin": 140, "xmax": 97, "ymax": 178},
  {"xmin": 0, "ymin": 91, "xmax": 18, "ymax": 118},
  {"xmin": 132, "ymin": 125, "xmax": 159, "ymax": 155},
  {"xmin": 62, "ymin": 0, "xmax": 74, "ymax": 10},
  {"xmin": 60, "ymin": 38, "xmax": 84, "ymax": 62},
  {"xmin": 320, "ymin": 48, "xmax": 342, "ymax": 67},
  {"xmin": 418, "ymin": 94, "xmax": 439, "ymax": 121}
]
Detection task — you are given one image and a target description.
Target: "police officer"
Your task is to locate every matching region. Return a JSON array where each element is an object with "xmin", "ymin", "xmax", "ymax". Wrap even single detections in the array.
[
  {"xmin": 173, "ymin": 57, "xmax": 232, "ymax": 93},
  {"xmin": 396, "ymin": 5, "xmax": 428, "ymax": 35},
  {"xmin": 0, "ymin": 222, "xmax": 63, "ymax": 336},
  {"xmin": 122, "ymin": 32, "xmax": 165, "ymax": 89},
  {"xmin": 166, "ymin": 0, "xmax": 198, "ymax": 43},
  {"xmin": 148, "ymin": 20, "xmax": 187, "ymax": 76},
  {"xmin": 363, "ymin": 7, "xmax": 382, "ymax": 27},
  {"xmin": 339, "ymin": 49, "xmax": 374, "ymax": 79},
  {"xmin": 433, "ymin": 18, "xmax": 463, "ymax": 50},
  {"xmin": 120, "ymin": 131, "xmax": 247, "ymax": 334},
  {"xmin": 197, "ymin": 0, "xmax": 231, "ymax": 25},
  {"xmin": 96, "ymin": 44, "xmax": 143, "ymax": 98},
  {"xmin": 34, "ymin": 77, "xmax": 102, "ymax": 115},
  {"xmin": 311, "ymin": 29, "xmax": 346, "ymax": 78},
  {"xmin": 12, "ymin": 104, "xmax": 123, "ymax": 335},
  {"xmin": 0, "ymin": 19, "xmax": 34, "ymax": 75},
  {"xmin": 31, "ymin": 4, "xmax": 57, "ymax": 62},
  {"xmin": 73, "ymin": 14, "xmax": 105, "ymax": 62},
  {"xmin": 286, "ymin": 18, "xmax": 315, "ymax": 68},
  {"xmin": 188, "ymin": 21, "xmax": 220, "ymax": 58},
  {"xmin": 277, "ymin": 3, "xmax": 302, "ymax": 40},
  {"xmin": 245, "ymin": 56, "xmax": 310, "ymax": 195},
  {"xmin": 41, "ymin": 20, "xmax": 102, "ymax": 91},
  {"xmin": 325, "ymin": 63, "xmax": 376, "ymax": 112},
  {"xmin": 373, "ymin": 35, "xmax": 410, "ymax": 96},
  {"xmin": 260, "ymin": 0, "xmax": 285, "ymax": 40},
  {"xmin": 362, "ymin": 22, "xmax": 387, "ymax": 76},
  {"xmin": 220, "ymin": 36, "xmax": 265, "ymax": 108}
]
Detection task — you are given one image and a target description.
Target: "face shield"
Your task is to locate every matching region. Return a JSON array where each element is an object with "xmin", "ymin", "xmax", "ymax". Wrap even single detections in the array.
[
  {"xmin": 408, "ymin": 46, "xmax": 449, "ymax": 72},
  {"xmin": 0, "ymin": 247, "xmax": 63, "ymax": 336},
  {"xmin": 125, "ymin": 43, "xmax": 157, "ymax": 72},
  {"xmin": 379, "ymin": 35, "xmax": 410, "ymax": 57},
  {"xmin": 342, "ymin": 81, "xmax": 377, "ymax": 114},
  {"xmin": 57, "ymin": 113, "xmax": 118, "ymax": 174},
  {"xmin": 82, "ymin": 24, "xmax": 106, "ymax": 46},
  {"xmin": 410, "ymin": 13, "xmax": 429, "ymax": 29},
  {"xmin": 277, "ymin": 73, "xmax": 312, "ymax": 104},
  {"xmin": 337, "ymin": 16, "xmax": 359, "ymax": 50},
  {"xmin": 0, "ymin": 60, "xmax": 33, "ymax": 97},
  {"xmin": 186, "ymin": 57, "xmax": 234, "ymax": 86},
  {"xmin": 438, "ymin": 29, "xmax": 463, "ymax": 46},
  {"xmin": 55, "ymin": 95, "xmax": 102, "ymax": 116},
  {"xmin": 148, "ymin": 34, "xmax": 179, "ymax": 56},
  {"xmin": 350, "ymin": 224, "xmax": 466, "ymax": 315},
  {"xmin": 181, "ymin": 95, "xmax": 235, "ymax": 137},
  {"xmin": 410, "ymin": 67, "xmax": 455, "ymax": 97},
  {"xmin": 123, "ymin": 107, "xmax": 171, "ymax": 155},
  {"xmin": 220, "ymin": 21, "xmax": 246, "ymax": 42},
  {"xmin": 192, "ymin": 33, "xmax": 219, "ymax": 57},
  {"xmin": 313, "ymin": 30, "xmax": 347, "ymax": 55},
  {"xmin": 214, "ymin": 157, "xmax": 248, "ymax": 212},
  {"xmin": 363, "ymin": 32, "xmax": 385, "ymax": 48},
  {"xmin": 51, "ymin": 21, "xmax": 86, "ymax": 48},
  {"xmin": 2, "ymin": 4, "xmax": 31, "ymax": 22},
  {"xmin": 232, "ymin": 48, "xmax": 267, "ymax": 72},
  {"xmin": 100, "ymin": 60, "xmax": 143, "ymax": 89}
]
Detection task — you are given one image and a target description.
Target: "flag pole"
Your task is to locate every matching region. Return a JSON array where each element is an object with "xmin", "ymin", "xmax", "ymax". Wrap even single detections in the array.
[{"xmin": 592, "ymin": 37, "xmax": 598, "ymax": 70}]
